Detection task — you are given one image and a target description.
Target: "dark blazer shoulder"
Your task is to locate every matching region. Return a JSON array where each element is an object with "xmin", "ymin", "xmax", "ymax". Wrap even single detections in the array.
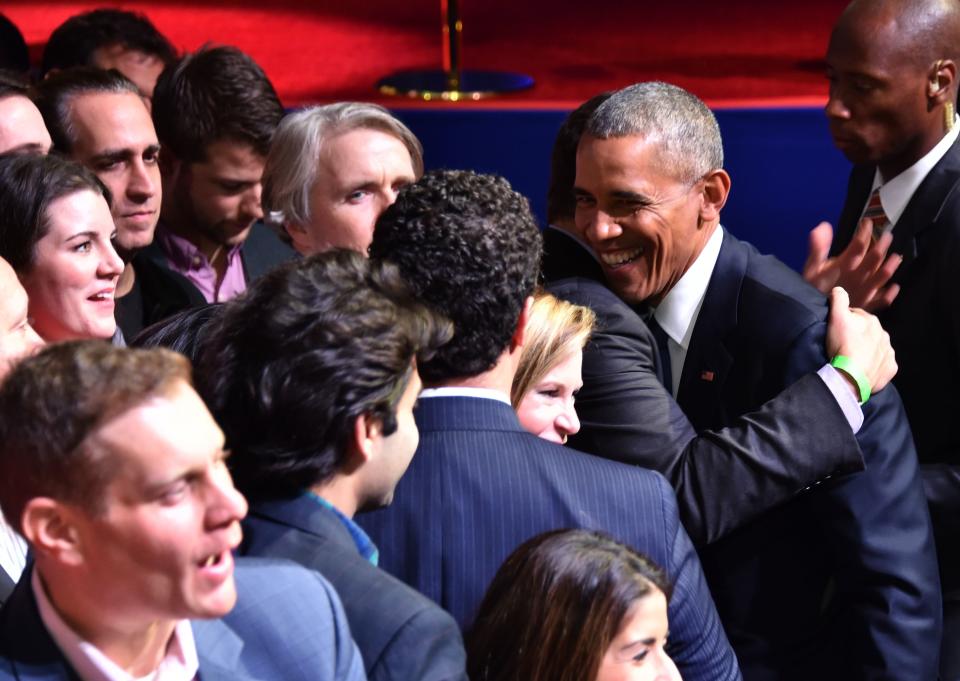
[
  {"xmin": 722, "ymin": 232, "xmax": 826, "ymax": 346},
  {"xmin": 540, "ymin": 226, "xmax": 606, "ymax": 284},
  {"xmin": 242, "ymin": 498, "xmax": 467, "ymax": 681},
  {"xmin": 241, "ymin": 223, "xmax": 297, "ymax": 282},
  {"xmin": 0, "ymin": 571, "xmax": 75, "ymax": 680}
]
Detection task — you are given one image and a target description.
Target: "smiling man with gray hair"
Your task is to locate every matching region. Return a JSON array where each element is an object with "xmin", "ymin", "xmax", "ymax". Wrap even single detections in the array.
[{"xmin": 573, "ymin": 80, "xmax": 940, "ymax": 680}]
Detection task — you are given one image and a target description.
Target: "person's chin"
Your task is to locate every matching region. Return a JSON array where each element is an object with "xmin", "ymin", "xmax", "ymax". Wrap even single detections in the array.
[
  {"xmin": 219, "ymin": 222, "xmax": 254, "ymax": 247},
  {"xmin": 82, "ymin": 315, "xmax": 117, "ymax": 341},
  {"xmin": 539, "ymin": 430, "xmax": 567, "ymax": 445}
]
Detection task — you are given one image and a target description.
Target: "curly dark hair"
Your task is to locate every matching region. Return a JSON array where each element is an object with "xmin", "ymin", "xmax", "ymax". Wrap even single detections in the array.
[
  {"xmin": 196, "ymin": 249, "xmax": 452, "ymax": 502},
  {"xmin": 152, "ymin": 45, "xmax": 283, "ymax": 163},
  {"xmin": 370, "ymin": 169, "xmax": 543, "ymax": 384},
  {"xmin": 41, "ymin": 9, "xmax": 175, "ymax": 76}
]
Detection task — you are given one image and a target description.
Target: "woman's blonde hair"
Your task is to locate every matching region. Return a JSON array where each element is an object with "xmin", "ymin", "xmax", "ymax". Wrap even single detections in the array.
[{"xmin": 511, "ymin": 291, "xmax": 595, "ymax": 408}]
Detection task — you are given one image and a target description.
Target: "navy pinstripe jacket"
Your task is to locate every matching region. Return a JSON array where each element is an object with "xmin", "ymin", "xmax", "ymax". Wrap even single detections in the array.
[{"xmin": 357, "ymin": 395, "xmax": 741, "ymax": 681}]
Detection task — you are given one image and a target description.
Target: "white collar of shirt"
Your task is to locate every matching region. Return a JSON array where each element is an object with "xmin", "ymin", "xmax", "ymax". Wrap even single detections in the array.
[
  {"xmin": 871, "ymin": 117, "xmax": 960, "ymax": 227},
  {"xmin": 32, "ymin": 571, "xmax": 199, "ymax": 681},
  {"xmin": 0, "ymin": 518, "xmax": 26, "ymax": 583},
  {"xmin": 653, "ymin": 226, "xmax": 724, "ymax": 395},
  {"xmin": 418, "ymin": 386, "xmax": 512, "ymax": 405}
]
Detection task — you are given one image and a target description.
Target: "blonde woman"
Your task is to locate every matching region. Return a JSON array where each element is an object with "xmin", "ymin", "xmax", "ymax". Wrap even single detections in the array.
[{"xmin": 512, "ymin": 291, "xmax": 595, "ymax": 444}]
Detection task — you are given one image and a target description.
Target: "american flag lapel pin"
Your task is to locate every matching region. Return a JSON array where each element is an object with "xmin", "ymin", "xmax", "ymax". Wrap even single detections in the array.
[{"xmin": 700, "ymin": 370, "xmax": 715, "ymax": 382}]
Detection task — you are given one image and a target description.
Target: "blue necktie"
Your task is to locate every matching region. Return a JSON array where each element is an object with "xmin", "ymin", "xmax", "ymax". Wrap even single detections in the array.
[{"xmin": 648, "ymin": 316, "xmax": 673, "ymax": 391}]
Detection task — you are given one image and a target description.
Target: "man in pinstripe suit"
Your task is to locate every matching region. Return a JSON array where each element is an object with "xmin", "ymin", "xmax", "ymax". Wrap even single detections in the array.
[{"xmin": 356, "ymin": 169, "xmax": 742, "ymax": 681}]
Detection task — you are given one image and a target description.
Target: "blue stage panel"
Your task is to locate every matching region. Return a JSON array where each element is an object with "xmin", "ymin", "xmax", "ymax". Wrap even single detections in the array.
[{"xmin": 394, "ymin": 106, "xmax": 854, "ymax": 273}]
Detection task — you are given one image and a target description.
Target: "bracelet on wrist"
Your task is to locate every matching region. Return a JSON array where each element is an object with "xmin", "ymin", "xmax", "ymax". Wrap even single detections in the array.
[{"xmin": 831, "ymin": 354, "xmax": 871, "ymax": 405}]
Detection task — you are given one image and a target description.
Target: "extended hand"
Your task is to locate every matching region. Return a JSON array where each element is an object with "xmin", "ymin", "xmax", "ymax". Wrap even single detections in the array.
[
  {"xmin": 826, "ymin": 287, "xmax": 897, "ymax": 394},
  {"xmin": 803, "ymin": 220, "xmax": 902, "ymax": 312}
]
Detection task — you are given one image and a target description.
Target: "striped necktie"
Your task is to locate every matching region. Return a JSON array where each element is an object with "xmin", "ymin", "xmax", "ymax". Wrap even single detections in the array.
[{"xmin": 862, "ymin": 186, "xmax": 890, "ymax": 241}]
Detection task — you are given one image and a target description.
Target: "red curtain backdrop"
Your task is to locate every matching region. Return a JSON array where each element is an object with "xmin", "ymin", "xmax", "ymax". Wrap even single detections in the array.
[{"xmin": 6, "ymin": 0, "xmax": 847, "ymax": 109}]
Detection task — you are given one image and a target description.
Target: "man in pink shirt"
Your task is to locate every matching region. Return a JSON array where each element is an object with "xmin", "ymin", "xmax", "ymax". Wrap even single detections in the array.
[{"xmin": 149, "ymin": 46, "xmax": 294, "ymax": 303}]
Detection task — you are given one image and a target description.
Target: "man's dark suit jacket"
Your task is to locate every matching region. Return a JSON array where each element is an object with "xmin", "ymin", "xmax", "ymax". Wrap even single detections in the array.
[
  {"xmin": 0, "ymin": 559, "xmax": 365, "ymax": 680},
  {"xmin": 0, "ymin": 571, "xmax": 12, "ymax": 609},
  {"xmin": 833, "ymin": 139, "xmax": 960, "ymax": 595},
  {"xmin": 241, "ymin": 495, "xmax": 468, "ymax": 681},
  {"xmin": 115, "ymin": 252, "xmax": 207, "ymax": 339},
  {"xmin": 541, "ymin": 226, "xmax": 864, "ymax": 547},
  {"xmin": 143, "ymin": 222, "xmax": 296, "ymax": 300},
  {"xmin": 683, "ymin": 230, "xmax": 940, "ymax": 680},
  {"xmin": 357, "ymin": 396, "xmax": 742, "ymax": 681}
]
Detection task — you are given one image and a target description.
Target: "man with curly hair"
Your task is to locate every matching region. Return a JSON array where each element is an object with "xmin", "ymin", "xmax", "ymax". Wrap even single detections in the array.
[{"xmin": 357, "ymin": 169, "xmax": 741, "ymax": 681}]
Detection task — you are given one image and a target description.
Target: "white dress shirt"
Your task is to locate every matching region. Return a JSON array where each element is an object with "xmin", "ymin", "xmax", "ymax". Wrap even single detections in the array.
[
  {"xmin": 418, "ymin": 386, "xmax": 512, "ymax": 405},
  {"xmin": 0, "ymin": 518, "xmax": 26, "ymax": 584},
  {"xmin": 867, "ymin": 116, "xmax": 960, "ymax": 234},
  {"xmin": 33, "ymin": 571, "xmax": 199, "ymax": 681}
]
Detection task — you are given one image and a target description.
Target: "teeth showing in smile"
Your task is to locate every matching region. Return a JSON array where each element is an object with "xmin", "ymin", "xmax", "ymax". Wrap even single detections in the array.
[
  {"xmin": 202, "ymin": 554, "xmax": 218, "ymax": 568},
  {"xmin": 600, "ymin": 248, "xmax": 643, "ymax": 267},
  {"xmin": 90, "ymin": 292, "xmax": 113, "ymax": 301}
]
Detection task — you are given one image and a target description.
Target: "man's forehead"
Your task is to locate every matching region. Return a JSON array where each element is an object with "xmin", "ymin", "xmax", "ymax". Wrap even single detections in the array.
[
  {"xmin": 70, "ymin": 92, "xmax": 157, "ymax": 144},
  {"xmin": 87, "ymin": 382, "xmax": 224, "ymax": 480},
  {"xmin": 576, "ymin": 134, "xmax": 669, "ymax": 183},
  {"xmin": 829, "ymin": 6, "xmax": 927, "ymax": 71},
  {"xmin": 192, "ymin": 140, "xmax": 265, "ymax": 184}
]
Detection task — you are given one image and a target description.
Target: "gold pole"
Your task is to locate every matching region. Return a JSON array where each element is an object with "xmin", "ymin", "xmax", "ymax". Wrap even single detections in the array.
[
  {"xmin": 377, "ymin": 0, "xmax": 533, "ymax": 101},
  {"xmin": 442, "ymin": 0, "xmax": 462, "ymax": 91}
]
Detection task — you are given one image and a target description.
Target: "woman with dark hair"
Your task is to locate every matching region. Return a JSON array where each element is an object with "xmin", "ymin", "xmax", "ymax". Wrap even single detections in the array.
[
  {"xmin": 467, "ymin": 529, "xmax": 681, "ymax": 681},
  {"xmin": 0, "ymin": 152, "xmax": 123, "ymax": 342}
]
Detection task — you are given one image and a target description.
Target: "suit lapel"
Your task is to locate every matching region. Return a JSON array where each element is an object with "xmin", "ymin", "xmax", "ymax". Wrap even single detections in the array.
[
  {"xmin": 676, "ymin": 232, "xmax": 740, "ymax": 424},
  {"xmin": 1, "ymin": 571, "xmax": 81, "ymax": 681},
  {"xmin": 888, "ymin": 138, "xmax": 960, "ymax": 266},
  {"xmin": 193, "ymin": 619, "xmax": 261, "ymax": 681}
]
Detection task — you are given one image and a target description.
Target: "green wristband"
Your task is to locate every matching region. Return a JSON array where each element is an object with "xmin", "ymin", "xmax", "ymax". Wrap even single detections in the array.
[{"xmin": 831, "ymin": 355, "xmax": 871, "ymax": 405}]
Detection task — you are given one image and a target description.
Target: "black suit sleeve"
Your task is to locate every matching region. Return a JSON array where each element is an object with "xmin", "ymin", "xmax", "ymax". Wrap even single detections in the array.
[
  {"xmin": 784, "ymin": 321, "xmax": 941, "ymax": 680},
  {"xmin": 548, "ymin": 277, "xmax": 864, "ymax": 547}
]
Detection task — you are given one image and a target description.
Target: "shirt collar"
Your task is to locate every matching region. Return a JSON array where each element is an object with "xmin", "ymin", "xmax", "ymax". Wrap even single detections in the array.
[
  {"xmin": 418, "ymin": 386, "xmax": 512, "ymax": 405},
  {"xmin": 303, "ymin": 492, "xmax": 379, "ymax": 566},
  {"xmin": 32, "ymin": 570, "xmax": 199, "ymax": 681},
  {"xmin": 653, "ymin": 226, "xmax": 724, "ymax": 350},
  {"xmin": 873, "ymin": 117, "xmax": 960, "ymax": 226},
  {"xmin": 154, "ymin": 223, "xmax": 242, "ymax": 272}
]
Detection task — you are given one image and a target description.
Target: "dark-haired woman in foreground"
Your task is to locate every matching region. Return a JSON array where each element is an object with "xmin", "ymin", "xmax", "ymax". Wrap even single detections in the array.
[{"xmin": 467, "ymin": 529, "xmax": 682, "ymax": 681}]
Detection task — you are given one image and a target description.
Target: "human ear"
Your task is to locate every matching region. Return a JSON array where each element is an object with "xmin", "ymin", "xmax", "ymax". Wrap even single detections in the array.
[
  {"xmin": 351, "ymin": 413, "xmax": 383, "ymax": 466},
  {"xmin": 21, "ymin": 498, "xmax": 84, "ymax": 566},
  {"xmin": 928, "ymin": 59, "xmax": 956, "ymax": 103},
  {"xmin": 511, "ymin": 296, "xmax": 535, "ymax": 352},
  {"xmin": 158, "ymin": 147, "xmax": 181, "ymax": 182},
  {"xmin": 698, "ymin": 169, "xmax": 731, "ymax": 224}
]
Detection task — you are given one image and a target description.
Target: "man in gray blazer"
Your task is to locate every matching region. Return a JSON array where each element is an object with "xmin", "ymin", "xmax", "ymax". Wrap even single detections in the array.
[{"xmin": 0, "ymin": 341, "xmax": 364, "ymax": 681}]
